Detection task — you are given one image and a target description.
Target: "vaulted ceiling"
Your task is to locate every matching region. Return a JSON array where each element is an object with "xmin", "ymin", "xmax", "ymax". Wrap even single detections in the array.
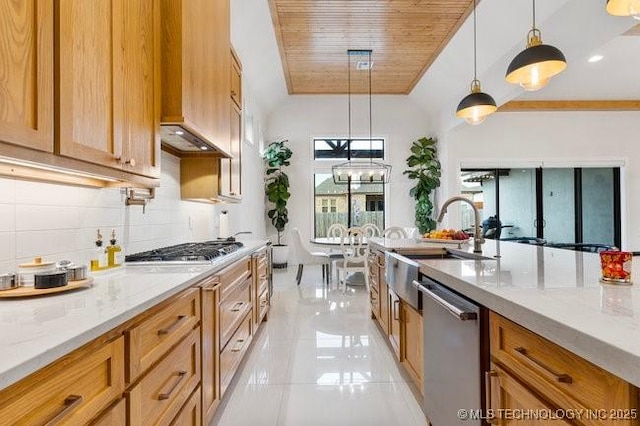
[{"xmin": 268, "ymin": 0, "xmax": 473, "ymax": 94}]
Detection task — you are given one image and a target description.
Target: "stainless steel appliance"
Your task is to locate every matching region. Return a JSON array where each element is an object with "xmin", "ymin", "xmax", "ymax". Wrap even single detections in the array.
[
  {"xmin": 125, "ymin": 241, "xmax": 244, "ymax": 264},
  {"xmin": 385, "ymin": 251, "xmax": 421, "ymax": 310},
  {"xmin": 414, "ymin": 276, "xmax": 486, "ymax": 426}
]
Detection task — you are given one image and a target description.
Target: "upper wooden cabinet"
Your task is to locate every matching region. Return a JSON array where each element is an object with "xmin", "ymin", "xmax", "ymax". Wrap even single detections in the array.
[
  {"xmin": 55, "ymin": 0, "xmax": 161, "ymax": 179},
  {"xmin": 230, "ymin": 49, "xmax": 242, "ymax": 109},
  {"xmin": 0, "ymin": 0, "xmax": 54, "ymax": 152},
  {"xmin": 161, "ymin": 0, "xmax": 231, "ymax": 156},
  {"xmin": 218, "ymin": 102, "xmax": 242, "ymax": 201}
]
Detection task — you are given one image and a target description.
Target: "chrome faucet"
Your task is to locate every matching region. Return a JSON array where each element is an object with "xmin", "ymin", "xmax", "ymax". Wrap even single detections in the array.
[{"xmin": 436, "ymin": 196, "xmax": 484, "ymax": 253}]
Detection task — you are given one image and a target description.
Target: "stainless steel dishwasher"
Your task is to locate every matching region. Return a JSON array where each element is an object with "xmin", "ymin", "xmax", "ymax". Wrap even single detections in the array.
[{"xmin": 413, "ymin": 276, "xmax": 486, "ymax": 426}]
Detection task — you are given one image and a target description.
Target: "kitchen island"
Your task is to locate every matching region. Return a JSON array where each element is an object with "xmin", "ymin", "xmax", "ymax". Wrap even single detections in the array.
[
  {"xmin": 0, "ymin": 240, "xmax": 269, "ymax": 405},
  {"xmin": 369, "ymin": 237, "xmax": 640, "ymax": 424}
]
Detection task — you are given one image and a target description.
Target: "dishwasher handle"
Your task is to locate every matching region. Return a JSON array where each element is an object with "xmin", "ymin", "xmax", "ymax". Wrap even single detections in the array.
[{"xmin": 412, "ymin": 280, "xmax": 477, "ymax": 321}]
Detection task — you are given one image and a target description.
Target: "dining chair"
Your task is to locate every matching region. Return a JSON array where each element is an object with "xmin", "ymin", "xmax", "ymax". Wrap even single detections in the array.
[
  {"xmin": 327, "ymin": 223, "xmax": 347, "ymax": 238},
  {"xmin": 361, "ymin": 223, "xmax": 381, "ymax": 238},
  {"xmin": 290, "ymin": 228, "xmax": 331, "ymax": 285},
  {"xmin": 383, "ymin": 226, "xmax": 408, "ymax": 239},
  {"xmin": 336, "ymin": 227, "xmax": 368, "ymax": 293}
]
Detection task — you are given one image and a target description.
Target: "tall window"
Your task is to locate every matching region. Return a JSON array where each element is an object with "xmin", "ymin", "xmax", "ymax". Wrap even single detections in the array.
[{"xmin": 313, "ymin": 138, "xmax": 386, "ymax": 237}]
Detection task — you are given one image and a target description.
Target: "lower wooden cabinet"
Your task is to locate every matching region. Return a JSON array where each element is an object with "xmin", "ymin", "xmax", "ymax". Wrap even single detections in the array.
[
  {"xmin": 490, "ymin": 312, "xmax": 639, "ymax": 426},
  {"xmin": 388, "ymin": 287, "xmax": 401, "ymax": 360},
  {"xmin": 401, "ymin": 302, "xmax": 423, "ymax": 390},
  {"xmin": 486, "ymin": 363, "xmax": 572, "ymax": 426},
  {"xmin": 378, "ymin": 265, "xmax": 389, "ymax": 335},
  {"xmin": 0, "ymin": 336, "xmax": 125, "ymax": 425},
  {"xmin": 200, "ymin": 275, "xmax": 221, "ymax": 425},
  {"xmin": 170, "ymin": 386, "xmax": 202, "ymax": 426},
  {"xmin": 220, "ymin": 313, "xmax": 253, "ymax": 396},
  {"xmin": 90, "ymin": 398, "xmax": 127, "ymax": 426},
  {"xmin": 127, "ymin": 327, "xmax": 201, "ymax": 426}
]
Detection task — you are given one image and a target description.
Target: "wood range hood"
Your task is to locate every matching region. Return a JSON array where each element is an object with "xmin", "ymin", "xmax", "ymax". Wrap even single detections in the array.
[{"xmin": 159, "ymin": 0, "xmax": 232, "ymax": 160}]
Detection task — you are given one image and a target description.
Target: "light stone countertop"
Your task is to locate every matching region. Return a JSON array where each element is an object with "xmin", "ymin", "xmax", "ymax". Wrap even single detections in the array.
[
  {"xmin": 369, "ymin": 237, "xmax": 640, "ymax": 387},
  {"xmin": 0, "ymin": 240, "xmax": 269, "ymax": 391}
]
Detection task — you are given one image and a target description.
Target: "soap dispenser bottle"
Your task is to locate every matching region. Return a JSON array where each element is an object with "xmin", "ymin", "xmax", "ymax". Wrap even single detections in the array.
[
  {"xmin": 108, "ymin": 229, "xmax": 123, "ymax": 267},
  {"xmin": 91, "ymin": 229, "xmax": 106, "ymax": 271}
]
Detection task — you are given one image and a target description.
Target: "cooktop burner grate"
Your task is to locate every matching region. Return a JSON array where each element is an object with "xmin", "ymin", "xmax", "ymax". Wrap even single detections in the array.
[{"xmin": 125, "ymin": 241, "xmax": 244, "ymax": 263}]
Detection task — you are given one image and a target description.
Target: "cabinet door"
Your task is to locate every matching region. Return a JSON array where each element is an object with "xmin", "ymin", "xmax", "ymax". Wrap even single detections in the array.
[
  {"xmin": 230, "ymin": 52, "xmax": 242, "ymax": 109},
  {"xmin": 378, "ymin": 272, "xmax": 389, "ymax": 335},
  {"xmin": 56, "ymin": 0, "xmax": 160, "ymax": 178},
  {"xmin": 219, "ymin": 102, "xmax": 242, "ymax": 200},
  {"xmin": 0, "ymin": 0, "xmax": 53, "ymax": 152},
  {"xmin": 402, "ymin": 302, "xmax": 423, "ymax": 389},
  {"xmin": 488, "ymin": 364, "xmax": 572, "ymax": 426},
  {"xmin": 200, "ymin": 277, "xmax": 221, "ymax": 425},
  {"xmin": 388, "ymin": 288, "xmax": 401, "ymax": 360}
]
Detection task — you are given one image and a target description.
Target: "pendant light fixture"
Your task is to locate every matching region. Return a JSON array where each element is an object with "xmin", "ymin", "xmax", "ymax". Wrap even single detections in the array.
[
  {"xmin": 456, "ymin": 0, "xmax": 497, "ymax": 125},
  {"xmin": 332, "ymin": 50, "xmax": 391, "ymax": 184},
  {"xmin": 606, "ymin": 0, "xmax": 640, "ymax": 19},
  {"xmin": 506, "ymin": 0, "xmax": 566, "ymax": 91}
]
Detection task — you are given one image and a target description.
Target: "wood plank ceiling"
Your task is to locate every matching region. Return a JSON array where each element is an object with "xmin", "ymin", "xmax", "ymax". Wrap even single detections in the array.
[{"xmin": 269, "ymin": 0, "xmax": 474, "ymax": 95}]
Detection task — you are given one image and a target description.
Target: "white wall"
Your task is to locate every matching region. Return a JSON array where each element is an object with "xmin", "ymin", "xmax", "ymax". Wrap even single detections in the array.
[
  {"xmin": 266, "ymin": 95, "xmax": 432, "ymax": 243},
  {"xmin": 439, "ymin": 111, "xmax": 640, "ymax": 250}
]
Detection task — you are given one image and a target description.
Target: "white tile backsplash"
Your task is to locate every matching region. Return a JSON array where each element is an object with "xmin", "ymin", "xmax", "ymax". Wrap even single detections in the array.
[{"xmin": 0, "ymin": 141, "xmax": 269, "ymax": 272}]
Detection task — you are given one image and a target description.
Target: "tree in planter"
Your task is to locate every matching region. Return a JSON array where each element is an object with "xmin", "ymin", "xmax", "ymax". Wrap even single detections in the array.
[
  {"xmin": 403, "ymin": 137, "xmax": 442, "ymax": 234},
  {"xmin": 264, "ymin": 140, "xmax": 293, "ymax": 247}
]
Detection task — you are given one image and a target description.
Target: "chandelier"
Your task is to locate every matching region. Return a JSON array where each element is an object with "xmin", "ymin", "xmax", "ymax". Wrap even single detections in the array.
[{"xmin": 332, "ymin": 50, "xmax": 391, "ymax": 184}]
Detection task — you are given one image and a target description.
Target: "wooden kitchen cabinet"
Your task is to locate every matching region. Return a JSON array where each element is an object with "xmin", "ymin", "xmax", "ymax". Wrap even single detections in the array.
[
  {"xmin": 171, "ymin": 386, "xmax": 202, "ymax": 426},
  {"xmin": 487, "ymin": 363, "xmax": 572, "ymax": 426},
  {"xmin": 388, "ymin": 287, "xmax": 401, "ymax": 360},
  {"xmin": 0, "ymin": 0, "xmax": 53, "ymax": 152},
  {"xmin": 127, "ymin": 327, "xmax": 201, "ymax": 426},
  {"xmin": 90, "ymin": 398, "xmax": 127, "ymax": 426},
  {"xmin": 252, "ymin": 248, "xmax": 270, "ymax": 326},
  {"xmin": 161, "ymin": 0, "xmax": 231, "ymax": 155},
  {"xmin": 200, "ymin": 275, "xmax": 222, "ymax": 425},
  {"xmin": 401, "ymin": 302, "xmax": 423, "ymax": 391},
  {"xmin": 125, "ymin": 287, "xmax": 200, "ymax": 383},
  {"xmin": 0, "ymin": 335, "xmax": 125, "ymax": 425},
  {"xmin": 377, "ymin": 253, "xmax": 390, "ymax": 334},
  {"xmin": 218, "ymin": 102, "xmax": 243, "ymax": 201},
  {"xmin": 230, "ymin": 48, "xmax": 242, "ymax": 109},
  {"xmin": 56, "ymin": 0, "xmax": 160, "ymax": 178},
  {"xmin": 490, "ymin": 312, "xmax": 638, "ymax": 426}
]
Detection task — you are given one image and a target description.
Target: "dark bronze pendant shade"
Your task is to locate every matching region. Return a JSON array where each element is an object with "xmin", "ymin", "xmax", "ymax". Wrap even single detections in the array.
[
  {"xmin": 505, "ymin": 0, "xmax": 566, "ymax": 91},
  {"xmin": 455, "ymin": 0, "xmax": 496, "ymax": 125}
]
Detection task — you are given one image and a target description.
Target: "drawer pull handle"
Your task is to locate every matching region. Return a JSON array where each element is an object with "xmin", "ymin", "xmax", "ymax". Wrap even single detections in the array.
[
  {"xmin": 230, "ymin": 302, "xmax": 244, "ymax": 312},
  {"xmin": 231, "ymin": 339, "xmax": 245, "ymax": 352},
  {"xmin": 514, "ymin": 347, "xmax": 573, "ymax": 383},
  {"xmin": 157, "ymin": 315, "xmax": 187, "ymax": 336},
  {"xmin": 393, "ymin": 300, "xmax": 400, "ymax": 321},
  {"xmin": 44, "ymin": 394, "xmax": 83, "ymax": 426},
  {"xmin": 484, "ymin": 371, "xmax": 498, "ymax": 424},
  {"xmin": 158, "ymin": 370, "xmax": 187, "ymax": 400}
]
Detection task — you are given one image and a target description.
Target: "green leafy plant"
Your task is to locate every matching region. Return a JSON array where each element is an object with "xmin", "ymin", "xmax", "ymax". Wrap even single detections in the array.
[
  {"xmin": 403, "ymin": 137, "xmax": 441, "ymax": 234},
  {"xmin": 264, "ymin": 140, "xmax": 293, "ymax": 245}
]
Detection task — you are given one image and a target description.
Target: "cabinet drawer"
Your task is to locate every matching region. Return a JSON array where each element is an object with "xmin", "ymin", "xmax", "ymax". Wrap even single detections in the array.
[
  {"xmin": 490, "ymin": 312, "xmax": 637, "ymax": 419},
  {"xmin": 258, "ymin": 288, "xmax": 269, "ymax": 322},
  {"xmin": 220, "ymin": 313, "xmax": 252, "ymax": 396},
  {"xmin": 170, "ymin": 386, "xmax": 201, "ymax": 426},
  {"xmin": 128, "ymin": 327, "xmax": 201, "ymax": 426},
  {"xmin": 219, "ymin": 257, "xmax": 251, "ymax": 300},
  {"xmin": 90, "ymin": 398, "xmax": 126, "ymax": 426},
  {"xmin": 220, "ymin": 276, "xmax": 252, "ymax": 349},
  {"xmin": 126, "ymin": 288, "xmax": 200, "ymax": 382},
  {"xmin": 0, "ymin": 336, "xmax": 124, "ymax": 425}
]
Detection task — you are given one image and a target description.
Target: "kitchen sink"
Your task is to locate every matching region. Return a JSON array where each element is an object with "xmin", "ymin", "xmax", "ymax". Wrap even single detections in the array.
[{"xmin": 401, "ymin": 248, "xmax": 495, "ymax": 261}]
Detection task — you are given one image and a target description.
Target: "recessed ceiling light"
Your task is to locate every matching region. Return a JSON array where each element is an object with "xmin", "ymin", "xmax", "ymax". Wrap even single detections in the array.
[{"xmin": 588, "ymin": 54, "xmax": 604, "ymax": 63}]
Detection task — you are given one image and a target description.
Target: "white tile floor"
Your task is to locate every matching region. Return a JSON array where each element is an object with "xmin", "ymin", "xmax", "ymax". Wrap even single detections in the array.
[{"xmin": 212, "ymin": 265, "xmax": 428, "ymax": 426}]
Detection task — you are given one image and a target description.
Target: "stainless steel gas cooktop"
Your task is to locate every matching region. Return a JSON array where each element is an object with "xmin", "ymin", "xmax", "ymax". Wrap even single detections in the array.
[{"xmin": 125, "ymin": 241, "xmax": 244, "ymax": 264}]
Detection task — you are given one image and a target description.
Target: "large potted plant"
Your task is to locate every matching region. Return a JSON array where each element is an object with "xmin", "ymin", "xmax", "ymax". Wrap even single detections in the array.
[
  {"xmin": 264, "ymin": 139, "xmax": 293, "ymax": 268},
  {"xmin": 404, "ymin": 136, "xmax": 442, "ymax": 235}
]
